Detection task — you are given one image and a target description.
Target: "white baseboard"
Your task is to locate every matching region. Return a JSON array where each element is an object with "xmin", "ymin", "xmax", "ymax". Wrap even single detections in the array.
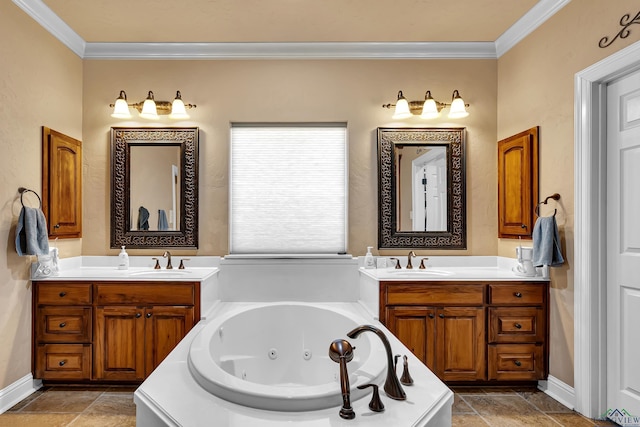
[
  {"xmin": 538, "ymin": 375, "xmax": 576, "ymax": 410},
  {"xmin": 0, "ymin": 374, "xmax": 42, "ymax": 414}
]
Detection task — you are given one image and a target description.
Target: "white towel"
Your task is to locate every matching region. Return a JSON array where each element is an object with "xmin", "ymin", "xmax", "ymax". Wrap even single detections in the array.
[{"xmin": 15, "ymin": 206, "xmax": 50, "ymax": 256}]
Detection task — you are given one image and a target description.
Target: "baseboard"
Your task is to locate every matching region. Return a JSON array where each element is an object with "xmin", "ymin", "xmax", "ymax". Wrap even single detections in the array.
[
  {"xmin": 0, "ymin": 374, "xmax": 42, "ymax": 414},
  {"xmin": 538, "ymin": 375, "xmax": 575, "ymax": 410}
]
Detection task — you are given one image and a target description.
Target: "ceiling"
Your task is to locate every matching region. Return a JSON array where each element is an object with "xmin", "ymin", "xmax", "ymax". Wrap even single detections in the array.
[{"xmin": 14, "ymin": 0, "xmax": 570, "ymax": 59}]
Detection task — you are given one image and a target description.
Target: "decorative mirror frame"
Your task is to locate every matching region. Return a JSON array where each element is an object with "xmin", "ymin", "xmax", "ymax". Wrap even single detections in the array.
[
  {"xmin": 377, "ymin": 127, "xmax": 466, "ymax": 249},
  {"xmin": 111, "ymin": 127, "xmax": 199, "ymax": 248}
]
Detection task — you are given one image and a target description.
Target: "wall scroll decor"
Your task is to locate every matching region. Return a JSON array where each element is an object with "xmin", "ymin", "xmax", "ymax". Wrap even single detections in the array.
[{"xmin": 599, "ymin": 11, "xmax": 640, "ymax": 48}]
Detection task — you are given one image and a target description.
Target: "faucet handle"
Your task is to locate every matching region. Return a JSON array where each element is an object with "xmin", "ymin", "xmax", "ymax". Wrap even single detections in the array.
[
  {"xmin": 400, "ymin": 355, "xmax": 414, "ymax": 386},
  {"xmin": 389, "ymin": 257, "xmax": 401, "ymax": 269},
  {"xmin": 178, "ymin": 258, "xmax": 190, "ymax": 269},
  {"xmin": 152, "ymin": 257, "xmax": 161, "ymax": 269},
  {"xmin": 357, "ymin": 383, "xmax": 385, "ymax": 412},
  {"xmin": 419, "ymin": 257, "xmax": 429, "ymax": 269}
]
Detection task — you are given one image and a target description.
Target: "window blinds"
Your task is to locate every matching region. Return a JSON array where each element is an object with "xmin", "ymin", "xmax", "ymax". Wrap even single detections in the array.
[{"xmin": 230, "ymin": 124, "xmax": 348, "ymax": 254}]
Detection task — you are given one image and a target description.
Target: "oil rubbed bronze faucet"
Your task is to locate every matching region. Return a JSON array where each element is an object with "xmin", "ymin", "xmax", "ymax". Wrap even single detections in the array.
[
  {"xmin": 347, "ymin": 325, "xmax": 406, "ymax": 401},
  {"xmin": 329, "ymin": 339, "xmax": 356, "ymax": 419},
  {"xmin": 162, "ymin": 251, "xmax": 173, "ymax": 269},
  {"xmin": 406, "ymin": 251, "xmax": 416, "ymax": 269}
]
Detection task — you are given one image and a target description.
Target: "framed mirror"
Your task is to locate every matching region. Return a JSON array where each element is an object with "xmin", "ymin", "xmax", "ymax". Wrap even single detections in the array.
[
  {"xmin": 378, "ymin": 127, "xmax": 466, "ymax": 249},
  {"xmin": 111, "ymin": 127, "xmax": 199, "ymax": 248}
]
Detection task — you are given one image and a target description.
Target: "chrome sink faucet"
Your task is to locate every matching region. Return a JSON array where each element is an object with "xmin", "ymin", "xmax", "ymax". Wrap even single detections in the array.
[
  {"xmin": 162, "ymin": 251, "xmax": 173, "ymax": 269},
  {"xmin": 347, "ymin": 325, "xmax": 406, "ymax": 400},
  {"xmin": 406, "ymin": 251, "xmax": 416, "ymax": 269}
]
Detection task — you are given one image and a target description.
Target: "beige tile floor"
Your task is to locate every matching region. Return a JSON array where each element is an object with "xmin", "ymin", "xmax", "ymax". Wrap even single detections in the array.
[{"xmin": 0, "ymin": 385, "xmax": 619, "ymax": 426}]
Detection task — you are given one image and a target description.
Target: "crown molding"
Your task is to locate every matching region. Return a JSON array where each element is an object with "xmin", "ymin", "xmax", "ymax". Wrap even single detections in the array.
[
  {"xmin": 495, "ymin": 0, "xmax": 571, "ymax": 57},
  {"xmin": 13, "ymin": 0, "xmax": 569, "ymax": 60}
]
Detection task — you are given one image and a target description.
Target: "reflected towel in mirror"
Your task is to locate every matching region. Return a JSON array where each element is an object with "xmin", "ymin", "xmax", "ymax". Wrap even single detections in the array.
[
  {"xmin": 158, "ymin": 209, "xmax": 169, "ymax": 231},
  {"xmin": 138, "ymin": 206, "xmax": 150, "ymax": 230}
]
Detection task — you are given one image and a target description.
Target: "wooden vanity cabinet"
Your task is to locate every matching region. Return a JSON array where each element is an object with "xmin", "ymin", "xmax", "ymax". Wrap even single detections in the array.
[
  {"xmin": 380, "ymin": 280, "xmax": 549, "ymax": 384},
  {"xmin": 33, "ymin": 280, "xmax": 199, "ymax": 383}
]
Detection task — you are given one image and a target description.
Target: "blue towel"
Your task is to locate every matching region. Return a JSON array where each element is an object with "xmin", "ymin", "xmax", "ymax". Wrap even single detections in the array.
[
  {"xmin": 532, "ymin": 216, "xmax": 564, "ymax": 267},
  {"xmin": 158, "ymin": 209, "xmax": 169, "ymax": 231},
  {"xmin": 15, "ymin": 206, "xmax": 50, "ymax": 256},
  {"xmin": 138, "ymin": 206, "xmax": 149, "ymax": 230}
]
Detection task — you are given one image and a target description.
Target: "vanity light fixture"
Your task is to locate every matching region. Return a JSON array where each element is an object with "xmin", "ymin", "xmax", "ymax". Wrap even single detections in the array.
[
  {"xmin": 383, "ymin": 89, "xmax": 469, "ymax": 119},
  {"xmin": 110, "ymin": 90, "xmax": 196, "ymax": 120}
]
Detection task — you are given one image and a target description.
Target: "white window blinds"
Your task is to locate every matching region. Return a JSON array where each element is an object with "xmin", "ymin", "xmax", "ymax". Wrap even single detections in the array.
[{"xmin": 230, "ymin": 124, "xmax": 348, "ymax": 254}]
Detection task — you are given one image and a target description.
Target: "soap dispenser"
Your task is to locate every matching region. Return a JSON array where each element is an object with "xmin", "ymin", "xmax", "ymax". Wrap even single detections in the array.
[
  {"xmin": 364, "ymin": 246, "xmax": 376, "ymax": 269},
  {"xmin": 118, "ymin": 246, "xmax": 129, "ymax": 270}
]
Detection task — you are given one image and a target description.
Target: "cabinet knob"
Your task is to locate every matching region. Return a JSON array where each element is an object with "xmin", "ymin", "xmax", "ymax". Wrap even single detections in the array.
[
  {"xmin": 135, "ymin": 313, "xmax": 142, "ymax": 318},
  {"xmin": 428, "ymin": 313, "xmax": 435, "ymax": 319},
  {"xmin": 514, "ymin": 292, "xmax": 522, "ymax": 298},
  {"xmin": 514, "ymin": 323, "xmax": 522, "ymax": 329},
  {"xmin": 59, "ymin": 360, "xmax": 66, "ymax": 366},
  {"xmin": 146, "ymin": 312, "xmax": 152, "ymax": 318},
  {"xmin": 439, "ymin": 313, "xmax": 445, "ymax": 319},
  {"xmin": 59, "ymin": 291, "xmax": 67, "ymax": 297},
  {"xmin": 59, "ymin": 322, "xmax": 66, "ymax": 328},
  {"xmin": 54, "ymin": 224, "xmax": 60, "ymax": 229},
  {"xmin": 514, "ymin": 360, "xmax": 522, "ymax": 367}
]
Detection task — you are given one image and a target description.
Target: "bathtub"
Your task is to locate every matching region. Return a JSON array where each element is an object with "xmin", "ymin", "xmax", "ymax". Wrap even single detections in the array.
[{"xmin": 187, "ymin": 302, "xmax": 386, "ymax": 412}]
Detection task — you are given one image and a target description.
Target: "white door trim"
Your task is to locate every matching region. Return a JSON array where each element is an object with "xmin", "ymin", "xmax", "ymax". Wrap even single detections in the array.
[{"xmin": 574, "ymin": 40, "xmax": 640, "ymax": 419}]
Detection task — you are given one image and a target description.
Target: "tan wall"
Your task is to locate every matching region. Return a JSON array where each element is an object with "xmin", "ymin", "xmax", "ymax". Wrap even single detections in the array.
[
  {"xmin": 82, "ymin": 59, "xmax": 498, "ymax": 258},
  {"xmin": 497, "ymin": 0, "xmax": 640, "ymax": 386},
  {"xmin": 0, "ymin": 3, "xmax": 83, "ymax": 389}
]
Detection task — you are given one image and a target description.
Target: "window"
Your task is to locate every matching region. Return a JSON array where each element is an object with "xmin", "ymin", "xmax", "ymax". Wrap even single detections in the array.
[{"xmin": 230, "ymin": 123, "xmax": 348, "ymax": 254}]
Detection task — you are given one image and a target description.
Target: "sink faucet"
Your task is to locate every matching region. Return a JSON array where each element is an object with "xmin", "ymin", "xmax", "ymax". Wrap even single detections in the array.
[
  {"xmin": 328, "ymin": 339, "xmax": 356, "ymax": 419},
  {"xmin": 406, "ymin": 251, "xmax": 416, "ymax": 269},
  {"xmin": 162, "ymin": 251, "xmax": 173, "ymax": 269},
  {"xmin": 347, "ymin": 325, "xmax": 406, "ymax": 400}
]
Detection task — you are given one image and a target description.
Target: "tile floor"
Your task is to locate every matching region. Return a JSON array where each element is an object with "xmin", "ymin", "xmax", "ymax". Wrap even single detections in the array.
[{"xmin": 0, "ymin": 385, "xmax": 619, "ymax": 426}]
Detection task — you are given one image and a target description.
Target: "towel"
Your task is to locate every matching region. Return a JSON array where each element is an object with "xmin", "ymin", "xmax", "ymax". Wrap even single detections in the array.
[
  {"xmin": 138, "ymin": 206, "xmax": 150, "ymax": 230},
  {"xmin": 532, "ymin": 215, "xmax": 564, "ymax": 267},
  {"xmin": 15, "ymin": 206, "xmax": 50, "ymax": 256},
  {"xmin": 158, "ymin": 209, "xmax": 169, "ymax": 230}
]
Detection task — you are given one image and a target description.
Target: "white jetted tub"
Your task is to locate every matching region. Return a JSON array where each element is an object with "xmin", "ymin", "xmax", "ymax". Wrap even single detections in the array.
[{"xmin": 187, "ymin": 302, "xmax": 386, "ymax": 411}]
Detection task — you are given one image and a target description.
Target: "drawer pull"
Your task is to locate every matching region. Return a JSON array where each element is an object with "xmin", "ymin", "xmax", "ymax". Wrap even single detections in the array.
[
  {"xmin": 59, "ymin": 291, "xmax": 67, "ymax": 298},
  {"xmin": 135, "ymin": 313, "xmax": 142, "ymax": 318},
  {"xmin": 59, "ymin": 360, "xmax": 66, "ymax": 366},
  {"xmin": 146, "ymin": 312, "xmax": 153, "ymax": 318},
  {"xmin": 514, "ymin": 323, "xmax": 522, "ymax": 329},
  {"xmin": 59, "ymin": 322, "xmax": 66, "ymax": 328},
  {"xmin": 514, "ymin": 360, "xmax": 522, "ymax": 367},
  {"xmin": 439, "ymin": 313, "xmax": 445, "ymax": 319},
  {"xmin": 514, "ymin": 292, "xmax": 522, "ymax": 298}
]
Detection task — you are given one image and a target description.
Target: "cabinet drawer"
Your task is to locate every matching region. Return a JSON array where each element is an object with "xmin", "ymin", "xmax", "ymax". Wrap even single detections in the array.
[
  {"xmin": 488, "ymin": 284, "xmax": 544, "ymax": 305},
  {"xmin": 95, "ymin": 283, "xmax": 195, "ymax": 305},
  {"xmin": 488, "ymin": 344, "xmax": 545, "ymax": 381},
  {"xmin": 385, "ymin": 284, "xmax": 484, "ymax": 305},
  {"xmin": 488, "ymin": 307, "xmax": 544, "ymax": 343},
  {"xmin": 36, "ymin": 307, "xmax": 92, "ymax": 343},
  {"xmin": 36, "ymin": 283, "xmax": 92, "ymax": 305},
  {"xmin": 35, "ymin": 344, "xmax": 91, "ymax": 380}
]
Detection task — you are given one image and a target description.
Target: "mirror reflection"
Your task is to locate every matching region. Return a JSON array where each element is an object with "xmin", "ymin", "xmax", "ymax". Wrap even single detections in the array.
[
  {"xmin": 111, "ymin": 127, "xmax": 199, "ymax": 249},
  {"xmin": 395, "ymin": 145, "xmax": 447, "ymax": 232},
  {"xmin": 377, "ymin": 127, "xmax": 466, "ymax": 249}
]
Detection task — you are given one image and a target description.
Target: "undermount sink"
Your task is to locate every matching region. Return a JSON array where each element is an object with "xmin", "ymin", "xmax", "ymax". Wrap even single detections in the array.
[
  {"xmin": 129, "ymin": 270, "xmax": 192, "ymax": 278},
  {"xmin": 386, "ymin": 269, "xmax": 454, "ymax": 277}
]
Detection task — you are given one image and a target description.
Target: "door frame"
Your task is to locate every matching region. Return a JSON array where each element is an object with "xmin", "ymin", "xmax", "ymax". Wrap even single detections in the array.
[{"xmin": 575, "ymin": 40, "xmax": 640, "ymax": 419}]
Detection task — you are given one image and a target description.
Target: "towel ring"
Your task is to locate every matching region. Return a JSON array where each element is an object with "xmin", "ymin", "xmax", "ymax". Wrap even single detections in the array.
[
  {"xmin": 535, "ymin": 193, "xmax": 560, "ymax": 217},
  {"xmin": 18, "ymin": 187, "xmax": 42, "ymax": 208}
]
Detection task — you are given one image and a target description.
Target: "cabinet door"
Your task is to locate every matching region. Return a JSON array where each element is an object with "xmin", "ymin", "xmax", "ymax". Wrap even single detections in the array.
[
  {"xmin": 94, "ymin": 306, "xmax": 146, "ymax": 381},
  {"xmin": 385, "ymin": 307, "xmax": 435, "ymax": 370},
  {"xmin": 144, "ymin": 306, "xmax": 195, "ymax": 376},
  {"xmin": 42, "ymin": 127, "xmax": 82, "ymax": 238},
  {"xmin": 436, "ymin": 307, "xmax": 485, "ymax": 381},
  {"xmin": 497, "ymin": 127, "xmax": 538, "ymax": 238}
]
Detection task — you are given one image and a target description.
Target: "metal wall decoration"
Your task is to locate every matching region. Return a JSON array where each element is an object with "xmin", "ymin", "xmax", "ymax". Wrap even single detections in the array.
[{"xmin": 599, "ymin": 11, "xmax": 640, "ymax": 48}]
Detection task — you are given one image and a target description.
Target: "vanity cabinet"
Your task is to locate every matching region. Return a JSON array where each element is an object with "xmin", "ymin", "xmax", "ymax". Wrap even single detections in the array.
[
  {"xmin": 380, "ymin": 280, "xmax": 548, "ymax": 384},
  {"xmin": 33, "ymin": 280, "xmax": 199, "ymax": 383}
]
